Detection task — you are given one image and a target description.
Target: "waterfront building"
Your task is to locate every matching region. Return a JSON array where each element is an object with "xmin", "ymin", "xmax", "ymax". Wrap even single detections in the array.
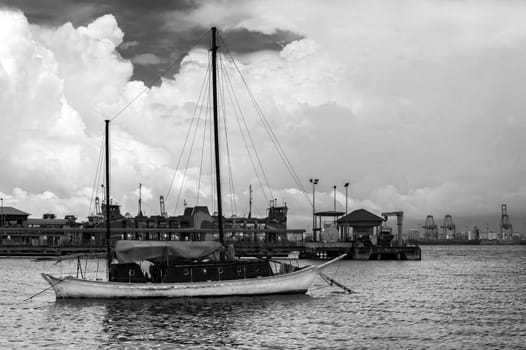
[
  {"xmin": 337, "ymin": 209, "xmax": 385, "ymax": 244},
  {"xmin": 0, "ymin": 206, "xmax": 29, "ymax": 227}
]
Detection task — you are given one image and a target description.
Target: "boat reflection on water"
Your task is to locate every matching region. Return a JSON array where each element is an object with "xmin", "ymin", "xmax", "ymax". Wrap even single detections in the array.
[{"xmin": 48, "ymin": 295, "xmax": 312, "ymax": 347}]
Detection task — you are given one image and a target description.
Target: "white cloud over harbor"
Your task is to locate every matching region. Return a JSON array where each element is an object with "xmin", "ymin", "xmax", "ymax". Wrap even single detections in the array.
[{"xmin": 1, "ymin": 1, "xmax": 526, "ymax": 231}]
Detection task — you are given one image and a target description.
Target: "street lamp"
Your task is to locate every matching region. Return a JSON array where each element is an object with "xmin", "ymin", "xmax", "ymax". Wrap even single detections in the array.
[
  {"xmin": 309, "ymin": 179, "xmax": 319, "ymax": 240},
  {"xmin": 343, "ymin": 182, "xmax": 350, "ymax": 241},
  {"xmin": 333, "ymin": 185, "xmax": 337, "ymax": 224},
  {"xmin": 1, "ymin": 197, "xmax": 3, "ymax": 228},
  {"xmin": 344, "ymin": 182, "xmax": 350, "ymax": 216},
  {"xmin": 333, "ymin": 186, "xmax": 337, "ymax": 212}
]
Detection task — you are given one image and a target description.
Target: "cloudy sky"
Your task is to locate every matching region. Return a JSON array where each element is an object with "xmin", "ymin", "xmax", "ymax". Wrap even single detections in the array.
[{"xmin": 1, "ymin": 0, "xmax": 525, "ymax": 232}]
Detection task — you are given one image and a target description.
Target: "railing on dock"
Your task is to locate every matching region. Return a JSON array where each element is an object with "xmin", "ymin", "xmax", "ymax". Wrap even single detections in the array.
[
  {"xmin": 0, "ymin": 227, "xmax": 305, "ymax": 257},
  {"xmin": 0, "ymin": 227, "xmax": 421, "ymax": 260}
]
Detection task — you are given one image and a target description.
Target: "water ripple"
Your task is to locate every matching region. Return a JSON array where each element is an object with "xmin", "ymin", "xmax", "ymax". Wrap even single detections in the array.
[{"xmin": 0, "ymin": 245, "xmax": 525, "ymax": 349}]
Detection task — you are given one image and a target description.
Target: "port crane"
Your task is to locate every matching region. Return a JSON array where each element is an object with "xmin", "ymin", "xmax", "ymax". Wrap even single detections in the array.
[
  {"xmin": 422, "ymin": 215, "xmax": 438, "ymax": 240},
  {"xmin": 440, "ymin": 214, "xmax": 456, "ymax": 239},
  {"xmin": 500, "ymin": 204, "xmax": 513, "ymax": 240}
]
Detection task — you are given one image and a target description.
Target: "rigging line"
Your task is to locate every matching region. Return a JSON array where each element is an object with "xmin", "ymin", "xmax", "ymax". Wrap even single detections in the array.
[
  {"xmin": 219, "ymin": 33, "xmax": 309, "ymax": 199},
  {"xmin": 110, "ymin": 29, "xmax": 211, "ymax": 123},
  {"xmin": 218, "ymin": 57, "xmax": 270, "ymax": 204},
  {"xmin": 218, "ymin": 54, "xmax": 237, "ymax": 216},
  {"xmin": 217, "ymin": 38, "xmax": 282, "ymax": 197},
  {"xmin": 174, "ymin": 68, "xmax": 209, "ymax": 215},
  {"xmin": 251, "ymin": 89, "xmax": 309, "ymax": 196},
  {"xmin": 174, "ymin": 50, "xmax": 213, "ymax": 213},
  {"xmin": 219, "ymin": 55, "xmax": 271, "ymax": 204},
  {"xmin": 196, "ymin": 69, "xmax": 212, "ymax": 206},
  {"xmin": 165, "ymin": 54, "xmax": 212, "ymax": 204},
  {"xmin": 88, "ymin": 133, "xmax": 105, "ymax": 216},
  {"xmin": 109, "ymin": 87, "xmax": 149, "ymax": 122},
  {"xmin": 219, "ymin": 54, "xmax": 274, "ymax": 201}
]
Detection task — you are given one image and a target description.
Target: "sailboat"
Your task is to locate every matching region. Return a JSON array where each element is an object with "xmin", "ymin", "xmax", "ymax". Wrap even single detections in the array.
[{"xmin": 41, "ymin": 27, "xmax": 345, "ymax": 299}]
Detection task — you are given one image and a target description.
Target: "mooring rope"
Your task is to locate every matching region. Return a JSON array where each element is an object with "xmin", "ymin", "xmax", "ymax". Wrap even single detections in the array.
[
  {"xmin": 23, "ymin": 279, "xmax": 63, "ymax": 302},
  {"xmin": 318, "ymin": 257, "xmax": 355, "ymax": 294}
]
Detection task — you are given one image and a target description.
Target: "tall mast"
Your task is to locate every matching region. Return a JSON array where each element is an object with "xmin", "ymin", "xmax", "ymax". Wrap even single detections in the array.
[
  {"xmin": 211, "ymin": 27, "xmax": 224, "ymax": 244},
  {"xmin": 104, "ymin": 120, "xmax": 111, "ymax": 280}
]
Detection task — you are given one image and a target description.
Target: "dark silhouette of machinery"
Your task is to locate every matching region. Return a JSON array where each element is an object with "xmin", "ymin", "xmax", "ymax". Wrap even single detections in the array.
[
  {"xmin": 440, "ymin": 214, "xmax": 456, "ymax": 239},
  {"xmin": 380, "ymin": 211, "xmax": 404, "ymax": 246},
  {"xmin": 473, "ymin": 226, "xmax": 480, "ymax": 240},
  {"xmin": 95, "ymin": 196, "xmax": 102, "ymax": 216},
  {"xmin": 500, "ymin": 204, "xmax": 513, "ymax": 240},
  {"xmin": 160, "ymin": 195, "xmax": 167, "ymax": 217},
  {"xmin": 422, "ymin": 215, "xmax": 438, "ymax": 240}
]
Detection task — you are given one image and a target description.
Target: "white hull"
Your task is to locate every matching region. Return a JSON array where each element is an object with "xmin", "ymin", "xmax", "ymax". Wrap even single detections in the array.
[{"xmin": 42, "ymin": 255, "xmax": 345, "ymax": 299}]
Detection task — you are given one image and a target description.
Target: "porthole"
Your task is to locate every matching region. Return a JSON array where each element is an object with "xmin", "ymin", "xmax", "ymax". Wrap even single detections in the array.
[
  {"xmin": 237, "ymin": 266, "xmax": 243, "ymax": 274},
  {"xmin": 202, "ymin": 268, "xmax": 207, "ymax": 274},
  {"xmin": 183, "ymin": 269, "xmax": 190, "ymax": 276},
  {"xmin": 128, "ymin": 269, "xmax": 135, "ymax": 277},
  {"xmin": 218, "ymin": 267, "xmax": 224, "ymax": 274}
]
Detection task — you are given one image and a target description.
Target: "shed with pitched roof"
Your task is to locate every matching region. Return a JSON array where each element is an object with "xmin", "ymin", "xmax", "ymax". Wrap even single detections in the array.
[
  {"xmin": 0, "ymin": 206, "xmax": 30, "ymax": 227},
  {"xmin": 337, "ymin": 208, "xmax": 385, "ymax": 242}
]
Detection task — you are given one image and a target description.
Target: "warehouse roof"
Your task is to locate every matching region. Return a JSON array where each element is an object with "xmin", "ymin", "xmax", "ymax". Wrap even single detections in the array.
[
  {"xmin": 0, "ymin": 206, "xmax": 30, "ymax": 216},
  {"xmin": 338, "ymin": 208, "xmax": 384, "ymax": 226}
]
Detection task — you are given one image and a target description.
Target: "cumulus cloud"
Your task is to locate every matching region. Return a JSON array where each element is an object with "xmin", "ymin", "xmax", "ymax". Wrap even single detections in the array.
[
  {"xmin": 131, "ymin": 53, "xmax": 164, "ymax": 65},
  {"xmin": 1, "ymin": 1, "xmax": 526, "ymax": 232},
  {"xmin": 0, "ymin": 10, "xmax": 131, "ymax": 218}
]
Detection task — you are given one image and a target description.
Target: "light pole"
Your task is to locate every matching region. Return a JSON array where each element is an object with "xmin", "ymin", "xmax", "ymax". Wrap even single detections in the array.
[
  {"xmin": 309, "ymin": 178, "xmax": 319, "ymax": 240},
  {"xmin": 344, "ymin": 182, "xmax": 350, "ymax": 241},
  {"xmin": 333, "ymin": 185, "xmax": 337, "ymax": 225},
  {"xmin": 344, "ymin": 182, "xmax": 350, "ymax": 216},
  {"xmin": 0, "ymin": 197, "xmax": 3, "ymax": 228}
]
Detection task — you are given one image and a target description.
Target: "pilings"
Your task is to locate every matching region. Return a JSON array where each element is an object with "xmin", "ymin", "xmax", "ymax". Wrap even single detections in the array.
[{"xmin": 302, "ymin": 242, "xmax": 421, "ymax": 260}]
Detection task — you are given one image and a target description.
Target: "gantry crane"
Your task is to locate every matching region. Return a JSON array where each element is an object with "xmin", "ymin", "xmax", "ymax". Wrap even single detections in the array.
[
  {"xmin": 440, "ymin": 214, "xmax": 456, "ymax": 239},
  {"xmin": 500, "ymin": 204, "xmax": 513, "ymax": 240},
  {"xmin": 422, "ymin": 215, "xmax": 438, "ymax": 240}
]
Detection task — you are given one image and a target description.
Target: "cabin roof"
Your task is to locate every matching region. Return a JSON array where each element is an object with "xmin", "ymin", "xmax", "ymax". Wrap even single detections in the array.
[
  {"xmin": 0, "ymin": 206, "xmax": 30, "ymax": 216},
  {"xmin": 338, "ymin": 208, "xmax": 384, "ymax": 226}
]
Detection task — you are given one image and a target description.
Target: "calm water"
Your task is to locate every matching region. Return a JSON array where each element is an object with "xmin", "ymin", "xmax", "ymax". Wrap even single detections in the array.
[{"xmin": 0, "ymin": 245, "xmax": 524, "ymax": 349}]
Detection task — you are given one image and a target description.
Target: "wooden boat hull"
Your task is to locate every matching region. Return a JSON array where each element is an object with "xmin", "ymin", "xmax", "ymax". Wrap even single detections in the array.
[{"xmin": 42, "ymin": 255, "xmax": 345, "ymax": 299}]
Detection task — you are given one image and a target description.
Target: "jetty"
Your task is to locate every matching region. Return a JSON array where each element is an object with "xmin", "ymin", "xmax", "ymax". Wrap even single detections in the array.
[{"xmin": 0, "ymin": 204, "xmax": 421, "ymax": 260}]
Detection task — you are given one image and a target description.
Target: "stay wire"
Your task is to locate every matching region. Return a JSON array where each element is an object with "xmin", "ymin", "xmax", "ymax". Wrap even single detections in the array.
[
  {"xmin": 196, "ymin": 91, "xmax": 210, "ymax": 205},
  {"xmin": 218, "ymin": 52, "xmax": 274, "ymax": 202},
  {"xmin": 173, "ymin": 64, "xmax": 210, "ymax": 214},
  {"xmin": 165, "ymin": 53, "xmax": 212, "ymax": 210},
  {"xmin": 110, "ymin": 29, "xmax": 211, "ymax": 123},
  {"xmin": 218, "ymin": 32, "xmax": 311, "ymax": 204},
  {"xmin": 219, "ymin": 54, "xmax": 270, "ymax": 204},
  {"xmin": 218, "ymin": 54, "xmax": 237, "ymax": 216}
]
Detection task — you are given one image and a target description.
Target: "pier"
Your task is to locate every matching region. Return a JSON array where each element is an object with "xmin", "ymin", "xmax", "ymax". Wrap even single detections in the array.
[{"xmin": 0, "ymin": 227, "xmax": 420, "ymax": 260}]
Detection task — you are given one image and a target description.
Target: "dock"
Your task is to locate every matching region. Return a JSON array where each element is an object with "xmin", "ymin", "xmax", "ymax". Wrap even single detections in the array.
[
  {"xmin": 303, "ymin": 242, "xmax": 421, "ymax": 260},
  {"xmin": 0, "ymin": 227, "xmax": 420, "ymax": 260}
]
